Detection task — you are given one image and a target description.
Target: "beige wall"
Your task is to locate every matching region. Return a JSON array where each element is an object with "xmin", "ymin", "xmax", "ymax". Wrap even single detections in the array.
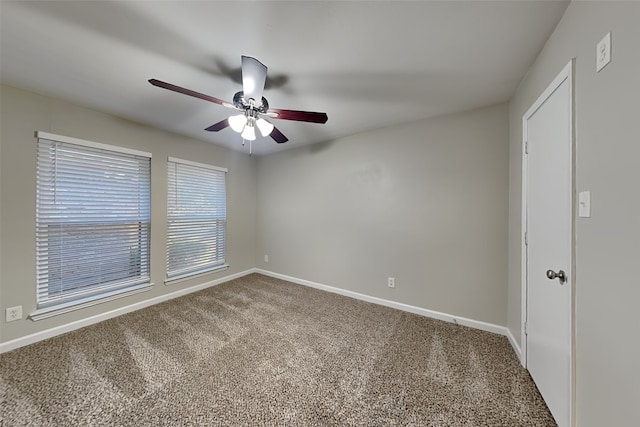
[
  {"xmin": 0, "ymin": 85, "xmax": 257, "ymax": 343},
  {"xmin": 507, "ymin": 2, "xmax": 640, "ymax": 426},
  {"xmin": 256, "ymin": 103, "xmax": 509, "ymax": 326}
]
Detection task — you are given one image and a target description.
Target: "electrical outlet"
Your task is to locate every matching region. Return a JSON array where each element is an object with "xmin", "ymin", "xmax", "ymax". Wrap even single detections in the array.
[
  {"xmin": 596, "ymin": 32, "xmax": 611, "ymax": 72},
  {"xmin": 6, "ymin": 306, "xmax": 22, "ymax": 322},
  {"xmin": 264, "ymin": 254, "xmax": 269, "ymax": 263},
  {"xmin": 388, "ymin": 277, "xmax": 395, "ymax": 288}
]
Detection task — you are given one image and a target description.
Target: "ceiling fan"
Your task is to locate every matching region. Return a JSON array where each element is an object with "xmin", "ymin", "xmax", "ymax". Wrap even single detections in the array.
[{"xmin": 149, "ymin": 56, "xmax": 328, "ymax": 150}]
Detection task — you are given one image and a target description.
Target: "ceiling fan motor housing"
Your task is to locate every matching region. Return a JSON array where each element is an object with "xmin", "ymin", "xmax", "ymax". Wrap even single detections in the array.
[{"xmin": 233, "ymin": 91, "xmax": 269, "ymax": 114}]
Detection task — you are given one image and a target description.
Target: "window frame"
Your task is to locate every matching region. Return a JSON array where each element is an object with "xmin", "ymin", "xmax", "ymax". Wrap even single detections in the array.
[
  {"xmin": 165, "ymin": 157, "xmax": 228, "ymax": 283},
  {"xmin": 31, "ymin": 131, "xmax": 153, "ymax": 320}
]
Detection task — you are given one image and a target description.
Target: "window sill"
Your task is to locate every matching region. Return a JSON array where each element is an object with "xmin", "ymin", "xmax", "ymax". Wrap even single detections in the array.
[
  {"xmin": 29, "ymin": 282, "xmax": 153, "ymax": 321},
  {"xmin": 164, "ymin": 264, "xmax": 230, "ymax": 286}
]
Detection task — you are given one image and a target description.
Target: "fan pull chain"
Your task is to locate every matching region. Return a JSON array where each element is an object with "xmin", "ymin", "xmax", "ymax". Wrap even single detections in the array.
[{"xmin": 249, "ymin": 139, "xmax": 253, "ymax": 156}]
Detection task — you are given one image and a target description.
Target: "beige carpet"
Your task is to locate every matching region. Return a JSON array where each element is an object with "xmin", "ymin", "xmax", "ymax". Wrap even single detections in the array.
[{"xmin": 1, "ymin": 273, "xmax": 556, "ymax": 426}]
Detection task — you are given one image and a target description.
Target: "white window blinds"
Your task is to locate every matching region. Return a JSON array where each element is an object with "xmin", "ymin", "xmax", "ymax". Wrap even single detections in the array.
[
  {"xmin": 36, "ymin": 132, "xmax": 151, "ymax": 309},
  {"xmin": 167, "ymin": 157, "xmax": 227, "ymax": 280}
]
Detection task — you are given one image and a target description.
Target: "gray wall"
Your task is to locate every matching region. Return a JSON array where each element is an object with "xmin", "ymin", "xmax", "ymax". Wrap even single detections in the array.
[
  {"xmin": 507, "ymin": 2, "xmax": 640, "ymax": 426},
  {"xmin": 256, "ymin": 103, "xmax": 509, "ymax": 326},
  {"xmin": 0, "ymin": 85, "xmax": 257, "ymax": 343},
  {"xmin": 8, "ymin": 4, "xmax": 637, "ymax": 420},
  {"xmin": 2, "ymin": 86, "xmax": 509, "ymax": 344}
]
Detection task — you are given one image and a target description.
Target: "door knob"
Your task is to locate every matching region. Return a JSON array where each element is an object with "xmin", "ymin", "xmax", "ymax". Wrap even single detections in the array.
[{"xmin": 546, "ymin": 269, "xmax": 567, "ymax": 284}]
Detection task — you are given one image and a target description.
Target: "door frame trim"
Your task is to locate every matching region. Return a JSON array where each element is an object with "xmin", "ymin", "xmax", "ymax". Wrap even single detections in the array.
[{"xmin": 520, "ymin": 59, "xmax": 575, "ymax": 426}]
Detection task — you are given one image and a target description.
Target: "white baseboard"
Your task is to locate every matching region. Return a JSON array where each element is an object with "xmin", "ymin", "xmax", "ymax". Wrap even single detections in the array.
[
  {"xmin": 506, "ymin": 327, "xmax": 522, "ymax": 362},
  {"xmin": 255, "ymin": 269, "xmax": 509, "ymax": 337},
  {"xmin": 0, "ymin": 269, "xmax": 256, "ymax": 354},
  {"xmin": 2, "ymin": 268, "xmax": 521, "ymax": 357}
]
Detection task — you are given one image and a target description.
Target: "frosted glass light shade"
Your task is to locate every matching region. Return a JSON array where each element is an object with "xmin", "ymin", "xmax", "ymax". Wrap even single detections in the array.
[
  {"xmin": 228, "ymin": 114, "xmax": 247, "ymax": 133},
  {"xmin": 256, "ymin": 118, "xmax": 274, "ymax": 137},
  {"xmin": 241, "ymin": 125, "xmax": 256, "ymax": 141}
]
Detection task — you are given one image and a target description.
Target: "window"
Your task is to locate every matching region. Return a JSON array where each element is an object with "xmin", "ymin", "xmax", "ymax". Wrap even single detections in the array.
[
  {"xmin": 35, "ymin": 132, "xmax": 151, "ymax": 314},
  {"xmin": 166, "ymin": 157, "xmax": 227, "ymax": 281}
]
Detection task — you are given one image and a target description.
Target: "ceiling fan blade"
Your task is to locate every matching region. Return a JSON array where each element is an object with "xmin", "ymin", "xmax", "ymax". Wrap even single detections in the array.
[
  {"xmin": 204, "ymin": 119, "xmax": 229, "ymax": 132},
  {"xmin": 267, "ymin": 108, "xmax": 328, "ymax": 124},
  {"xmin": 149, "ymin": 79, "xmax": 234, "ymax": 108},
  {"xmin": 241, "ymin": 56, "xmax": 267, "ymax": 105},
  {"xmin": 270, "ymin": 126, "xmax": 289, "ymax": 144}
]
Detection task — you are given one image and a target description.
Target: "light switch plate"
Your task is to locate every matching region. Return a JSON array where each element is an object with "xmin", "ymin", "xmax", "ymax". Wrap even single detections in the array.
[
  {"xmin": 596, "ymin": 32, "xmax": 611, "ymax": 72},
  {"xmin": 579, "ymin": 191, "xmax": 591, "ymax": 218}
]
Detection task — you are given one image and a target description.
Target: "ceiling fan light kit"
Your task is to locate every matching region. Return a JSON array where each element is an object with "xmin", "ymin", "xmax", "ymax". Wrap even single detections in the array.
[
  {"xmin": 256, "ymin": 118, "xmax": 274, "ymax": 137},
  {"xmin": 149, "ymin": 55, "xmax": 328, "ymax": 152},
  {"xmin": 228, "ymin": 114, "xmax": 247, "ymax": 133},
  {"xmin": 240, "ymin": 124, "xmax": 256, "ymax": 141}
]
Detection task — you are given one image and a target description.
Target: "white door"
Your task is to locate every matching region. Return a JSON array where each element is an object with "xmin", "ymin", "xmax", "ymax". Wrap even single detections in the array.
[{"xmin": 522, "ymin": 61, "xmax": 573, "ymax": 427}]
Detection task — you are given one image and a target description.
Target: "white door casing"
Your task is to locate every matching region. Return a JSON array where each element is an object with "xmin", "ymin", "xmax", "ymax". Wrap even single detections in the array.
[{"xmin": 521, "ymin": 60, "xmax": 574, "ymax": 427}]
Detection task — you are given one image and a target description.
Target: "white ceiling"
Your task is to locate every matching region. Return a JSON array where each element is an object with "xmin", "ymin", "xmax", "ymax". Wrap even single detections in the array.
[{"xmin": 0, "ymin": 1, "xmax": 569, "ymax": 156}]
